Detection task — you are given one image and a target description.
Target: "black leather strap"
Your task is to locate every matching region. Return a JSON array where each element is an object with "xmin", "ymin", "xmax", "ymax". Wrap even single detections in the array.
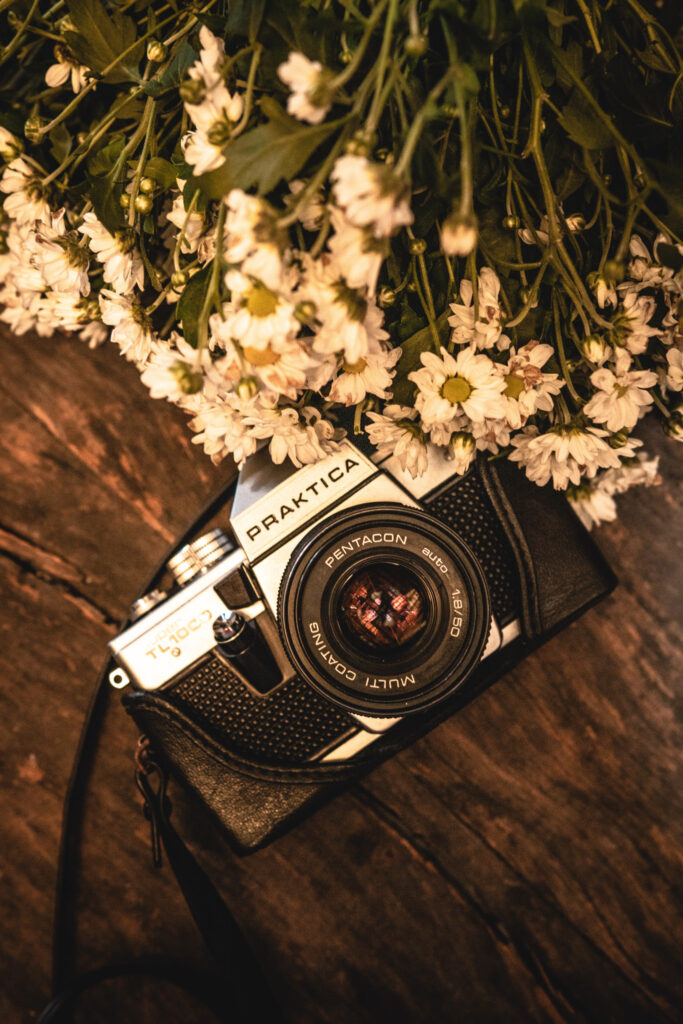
[{"xmin": 42, "ymin": 471, "xmax": 287, "ymax": 1023}]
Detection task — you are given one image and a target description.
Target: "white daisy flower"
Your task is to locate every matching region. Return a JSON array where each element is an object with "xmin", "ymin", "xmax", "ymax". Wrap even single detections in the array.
[
  {"xmin": 141, "ymin": 332, "xmax": 212, "ymax": 406},
  {"xmin": 583, "ymin": 350, "xmax": 656, "ymax": 431},
  {"xmin": 593, "ymin": 275, "xmax": 618, "ymax": 309},
  {"xmin": 624, "ymin": 234, "xmax": 675, "ymax": 293},
  {"xmin": 0, "ymin": 126, "xmax": 22, "ymax": 161},
  {"xmin": 80, "ymin": 321, "xmax": 108, "ymax": 349},
  {"xmin": 581, "ymin": 335, "xmax": 611, "ymax": 365},
  {"xmin": 190, "ymin": 390, "xmax": 260, "ymax": 467},
  {"xmin": 188, "ymin": 26, "xmax": 226, "ymax": 92},
  {"xmin": 287, "ymin": 180, "xmax": 324, "ymax": 230},
  {"xmin": 665, "ymin": 347, "xmax": 683, "ymax": 392},
  {"xmin": 326, "ymin": 207, "xmax": 387, "ymax": 296},
  {"xmin": 331, "ymin": 155, "xmax": 413, "ymax": 238},
  {"xmin": 35, "ymin": 292, "xmax": 97, "ymax": 332},
  {"xmin": 218, "ymin": 270, "xmax": 300, "ymax": 352},
  {"xmin": 33, "ymin": 209, "xmax": 90, "ymax": 295},
  {"xmin": 471, "ymin": 418, "xmax": 511, "ymax": 454},
  {"xmin": 568, "ymin": 452, "xmax": 660, "ymax": 529},
  {"xmin": 440, "ymin": 213, "xmax": 477, "ymax": 257},
  {"xmin": 278, "ymin": 52, "xmax": 332, "ymax": 125},
  {"xmin": 365, "ymin": 405, "xmax": 429, "ymax": 478},
  {"xmin": 211, "ymin": 330, "xmax": 314, "ymax": 401},
  {"xmin": 445, "ymin": 431, "xmax": 477, "ymax": 473},
  {"xmin": 245, "ymin": 403, "xmax": 340, "ymax": 467},
  {"xmin": 78, "ymin": 213, "xmax": 144, "ymax": 295},
  {"xmin": 223, "ymin": 189, "xmax": 286, "ymax": 291},
  {"xmin": 500, "ymin": 340, "xmax": 564, "ymax": 428},
  {"xmin": 568, "ymin": 482, "xmax": 617, "ymax": 530},
  {"xmin": 0, "ymin": 158, "xmax": 51, "ymax": 226},
  {"xmin": 408, "ymin": 346, "xmax": 507, "ymax": 428},
  {"xmin": 518, "ymin": 215, "xmax": 550, "ymax": 247},
  {"xmin": 165, "ymin": 193, "xmax": 205, "ymax": 254},
  {"xmin": 301, "ymin": 256, "xmax": 389, "ymax": 363},
  {"xmin": 509, "ymin": 424, "xmax": 625, "ymax": 490},
  {"xmin": 45, "ymin": 48, "xmax": 89, "ymax": 93},
  {"xmin": 328, "ymin": 345, "xmax": 402, "ymax": 406},
  {"xmin": 448, "ymin": 267, "xmax": 510, "ymax": 351},
  {"xmin": 182, "ymin": 83, "xmax": 243, "ymax": 176},
  {"xmin": 99, "ymin": 290, "xmax": 154, "ymax": 364},
  {"xmin": 610, "ymin": 288, "xmax": 662, "ymax": 355}
]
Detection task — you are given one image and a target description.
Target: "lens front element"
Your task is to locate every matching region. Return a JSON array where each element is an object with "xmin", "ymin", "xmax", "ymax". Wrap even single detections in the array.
[
  {"xmin": 338, "ymin": 564, "xmax": 428, "ymax": 651},
  {"xmin": 278, "ymin": 503, "xmax": 491, "ymax": 716}
]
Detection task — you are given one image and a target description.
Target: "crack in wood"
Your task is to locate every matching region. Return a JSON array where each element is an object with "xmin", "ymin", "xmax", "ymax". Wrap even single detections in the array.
[
  {"xmin": 352, "ymin": 782, "xmax": 677, "ymax": 1023},
  {"xmin": 0, "ymin": 523, "xmax": 120, "ymax": 627}
]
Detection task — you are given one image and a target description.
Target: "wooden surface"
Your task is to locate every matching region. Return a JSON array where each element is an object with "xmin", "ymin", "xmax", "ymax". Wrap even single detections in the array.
[{"xmin": 0, "ymin": 327, "xmax": 682, "ymax": 1024}]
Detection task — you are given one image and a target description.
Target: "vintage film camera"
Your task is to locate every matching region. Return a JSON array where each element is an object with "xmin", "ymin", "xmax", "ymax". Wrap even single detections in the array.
[{"xmin": 110, "ymin": 440, "xmax": 615, "ymax": 849}]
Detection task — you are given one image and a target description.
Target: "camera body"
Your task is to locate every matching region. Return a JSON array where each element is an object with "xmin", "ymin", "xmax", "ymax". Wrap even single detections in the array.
[
  {"xmin": 110, "ymin": 441, "xmax": 521, "ymax": 764},
  {"xmin": 111, "ymin": 440, "xmax": 615, "ymax": 849}
]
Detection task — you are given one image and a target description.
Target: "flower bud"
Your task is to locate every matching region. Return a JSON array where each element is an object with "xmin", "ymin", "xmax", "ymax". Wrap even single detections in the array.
[
  {"xmin": 171, "ymin": 270, "xmax": 189, "ymax": 288},
  {"xmin": 499, "ymin": 105, "xmax": 511, "ymax": 119},
  {"xmin": 502, "ymin": 215, "xmax": 520, "ymax": 230},
  {"xmin": 24, "ymin": 115, "xmax": 45, "ymax": 143},
  {"xmin": 339, "ymin": 48, "xmax": 353, "ymax": 65},
  {"xmin": 345, "ymin": 129, "xmax": 375, "ymax": 157},
  {"xmin": 566, "ymin": 214, "xmax": 586, "ymax": 232},
  {"xmin": 663, "ymin": 409, "xmax": 683, "ymax": 441},
  {"xmin": 139, "ymin": 176, "xmax": 156, "ymax": 195},
  {"xmin": 206, "ymin": 120, "xmax": 231, "ymax": 146},
  {"xmin": 0, "ymin": 129, "xmax": 22, "ymax": 161},
  {"xmin": 609, "ymin": 429, "xmax": 630, "ymax": 448},
  {"xmin": 295, "ymin": 300, "xmax": 317, "ymax": 324},
  {"xmin": 147, "ymin": 39, "xmax": 168, "ymax": 62},
  {"xmin": 409, "ymin": 237, "xmax": 427, "ymax": 256},
  {"xmin": 582, "ymin": 334, "xmax": 608, "ymax": 364},
  {"xmin": 440, "ymin": 212, "xmax": 477, "ymax": 257},
  {"xmin": 236, "ymin": 376, "xmax": 259, "ymax": 401},
  {"xmin": 405, "ymin": 33, "xmax": 428, "ymax": 56},
  {"xmin": 603, "ymin": 259, "xmax": 625, "ymax": 284},
  {"xmin": 119, "ymin": 193, "xmax": 131, "ymax": 209},
  {"xmin": 378, "ymin": 287, "xmax": 396, "ymax": 307},
  {"xmin": 134, "ymin": 193, "xmax": 153, "ymax": 213},
  {"xmin": 179, "ymin": 78, "xmax": 205, "ymax": 105},
  {"xmin": 445, "ymin": 432, "xmax": 476, "ymax": 474}
]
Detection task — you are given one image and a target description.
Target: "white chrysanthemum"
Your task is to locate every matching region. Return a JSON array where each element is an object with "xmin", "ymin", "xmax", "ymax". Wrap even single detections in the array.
[
  {"xmin": 568, "ymin": 452, "xmax": 660, "ymax": 529},
  {"xmin": 210, "ymin": 329, "xmax": 314, "ymax": 401},
  {"xmin": 584, "ymin": 350, "xmax": 656, "ymax": 431},
  {"xmin": 188, "ymin": 26, "xmax": 226, "ymax": 91},
  {"xmin": 448, "ymin": 267, "xmax": 510, "ymax": 351},
  {"xmin": 80, "ymin": 321, "xmax": 108, "ymax": 349},
  {"xmin": 141, "ymin": 332, "xmax": 212, "ymax": 407},
  {"xmin": 217, "ymin": 270, "xmax": 300, "ymax": 352},
  {"xmin": 0, "ymin": 126, "xmax": 22, "ymax": 161},
  {"xmin": 245, "ymin": 404, "xmax": 340, "ymax": 467},
  {"xmin": 624, "ymin": 234, "xmax": 675, "ymax": 293},
  {"xmin": 166, "ymin": 194, "xmax": 205, "ymax": 254},
  {"xmin": 328, "ymin": 345, "xmax": 401, "ymax": 406},
  {"xmin": 593, "ymin": 275, "xmax": 618, "ymax": 309},
  {"xmin": 582, "ymin": 335, "xmax": 611, "ymax": 365},
  {"xmin": 278, "ymin": 52, "xmax": 331, "ymax": 124},
  {"xmin": 99, "ymin": 290, "xmax": 154, "ymax": 364},
  {"xmin": 287, "ymin": 180, "xmax": 324, "ymax": 231},
  {"xmin": 440, "ymin": 213, "xmax": 477, "ymax": 257},
  {"xmin": 190, "ymin": 390, "xmax": 260, "ymax": 467},
  {"xmin": 45, "ymin": 54, "xmax": 89, "ymax": 93},
  {"xmin": 445, "ymin": 432, "xmax": 477, "ymax": 473},
  {"xmin": 301, "ymin": 256, "xmax": 389, "ymax": 363},
  {"xmin": 326, "ymin": 207, "xmax": 386, "ymax": 295},
  {"xmin": 223, "ymin": 189, "xmax": 285, "ymax": 291},
  {"xmin": 471, "ymin": 418, "xmax": 511, "ymax": 454},
  {"xmin": 365, "ymin": 405, "xmax": 429, "ymax": 478},
  {"xmin": 518, "ymin": 216, "xmax": 550, "ymax": 247},
  {"xmin": 331, "ymin": 155, "xmax": 413, "ymax": 238},
  {"xmin": 0, "ymin": 284, "xmax": 44, "ymax": 335},
  {"xmin": 665, "ymin": 347, "xmax": 683, "ymax": 392},
  {"xmin": 409, "ymin": 346, "xmax": 507, "ymax": 428},
  {"xmin": 182, "ymin": 83, "xmax": 243, "ymax": 175},
  {"xmin": 509, "ymin": 424, "xmax": 626, "ymax": 490},
  {"xmin": 79, "ymin": 213, "xmax": 144, "ymax": 295},
  {"xmin": 32, "ymin": 209, "xmax": 90, "ymax": 295},
  {"xmin": 35, "ymin": 292, "xmax": 96, "ymax": 332},
  {"xmin": 500, "ymin": 341, "xmax": 564, "ymax": 428},
  {"xmin": 568, "ymin": 483, "xmax": 617, "ymax": 530},
  {"xmin": 610, "ymin": 288, "xmax": 662, "ymax": 355},
  {"xmin": 0, "ymin": 158, "xmax": 51, "ymax": 226}
]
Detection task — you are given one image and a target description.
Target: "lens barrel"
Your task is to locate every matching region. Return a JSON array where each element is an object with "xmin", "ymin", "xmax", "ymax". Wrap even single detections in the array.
[{"xmin": 277, "ymin": 503, "xmax": 491, "ymax": 716}]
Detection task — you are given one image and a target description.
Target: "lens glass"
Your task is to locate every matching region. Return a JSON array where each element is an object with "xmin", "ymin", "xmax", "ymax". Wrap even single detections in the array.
[{"xmin": 337, "ymin": 563, "xmax": 429, "ymax": 652}]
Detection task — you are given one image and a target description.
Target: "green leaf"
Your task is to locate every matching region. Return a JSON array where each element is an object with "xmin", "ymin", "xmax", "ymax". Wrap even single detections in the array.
[
  {"xmin": 177, "ymin": 266, "xmax": 212, "ymax": 347},
  {"xmin": 49, "ymin": 123, "xmax": 72, "ymax": 164},
  {"xmin": 226, "ymin": 0, "xmax": 267, "ymax": 42},
  {"xmin": 87, "ymin": 136, "xmax": 125, "ymax": 177},
  {"xmin": 144, "ymin": 156, "xmax": 177, "ymax": 189},
  {"xmin": 66, "ymin": 0, "xmax": 143, "ymax": 83},
  {"xmin": 195, "ymin": 117, "xmax": 339, "ymax": 199},
  {"xmin": 87, "ymin": 172, "xmax": 125, "ymax": 234},
  {"xmin": 558, "ymin": 90, "xmax": 613, "ymax": 150}
]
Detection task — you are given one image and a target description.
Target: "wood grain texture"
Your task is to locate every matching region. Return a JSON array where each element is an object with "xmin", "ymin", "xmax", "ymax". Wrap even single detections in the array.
[{"xmin": 0, "ymin": 327, "xmax": 681, "ymax": 1024}]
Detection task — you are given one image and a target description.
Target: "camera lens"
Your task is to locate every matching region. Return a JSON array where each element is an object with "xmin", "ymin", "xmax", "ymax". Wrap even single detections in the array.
[
  {"xmin": 337, "ymin": 563, "xmax": 428, "ymax": 651},
  {"xmin": 278, "ymin": 503, "xmax": 491, "ymax": 717}
]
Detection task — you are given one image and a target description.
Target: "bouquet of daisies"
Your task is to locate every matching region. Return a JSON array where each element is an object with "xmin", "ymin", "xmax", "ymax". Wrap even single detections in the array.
[{"xmin": 1, "ymin": 0, "xmax": 682, "ymax": 527}]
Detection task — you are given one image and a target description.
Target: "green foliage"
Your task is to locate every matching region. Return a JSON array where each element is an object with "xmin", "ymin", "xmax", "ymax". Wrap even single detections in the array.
[
  {"xmin": 177, "ymin": 267, "xmax": 212, "ymax": 347},
  {"xmin": 66, "ymin": 0, "xmax": 143, "ymax": 82}
]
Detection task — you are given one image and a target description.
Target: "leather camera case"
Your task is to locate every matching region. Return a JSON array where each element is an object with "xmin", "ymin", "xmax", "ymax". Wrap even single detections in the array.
[{"xmin": 122, "ymin": 458, "xmax": 616, "ymax": 853}]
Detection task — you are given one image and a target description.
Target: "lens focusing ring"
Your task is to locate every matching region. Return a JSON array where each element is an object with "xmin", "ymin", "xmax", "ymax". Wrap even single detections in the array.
[{"xmin": 277, "ymin": 503, "xmax": 491, "ymax": 716}]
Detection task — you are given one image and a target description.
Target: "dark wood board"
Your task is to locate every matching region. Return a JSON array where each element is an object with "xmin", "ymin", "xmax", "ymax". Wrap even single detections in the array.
[{"xmin": 0, "ymin": 327, "xmax": 681, "ymax": 1024}]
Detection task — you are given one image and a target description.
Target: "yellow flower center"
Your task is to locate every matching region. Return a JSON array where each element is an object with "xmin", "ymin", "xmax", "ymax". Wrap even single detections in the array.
[
  {"xmin": 342, "ymin": 358, "xmax": 367, "ymax": 374},
  {"xmin": 504, "ymin": 374, "xmax": 525, "ymax": 399},
  {"xmin": 441, "ymin": 375, "xmax": 472, "ymax": 404},
  {"xmin": 243, "ymin": 344, "xmax": 278, "ymax": 366},
  {"xmin": 244, "ymin": 282, "xmax": 279, "ymax": 318}
]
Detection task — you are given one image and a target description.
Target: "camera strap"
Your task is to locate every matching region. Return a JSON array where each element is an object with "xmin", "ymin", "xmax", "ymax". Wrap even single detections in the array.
[{"xmin": 38, "ymin": 475, "xmax": 287, "ymax": 1024}]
